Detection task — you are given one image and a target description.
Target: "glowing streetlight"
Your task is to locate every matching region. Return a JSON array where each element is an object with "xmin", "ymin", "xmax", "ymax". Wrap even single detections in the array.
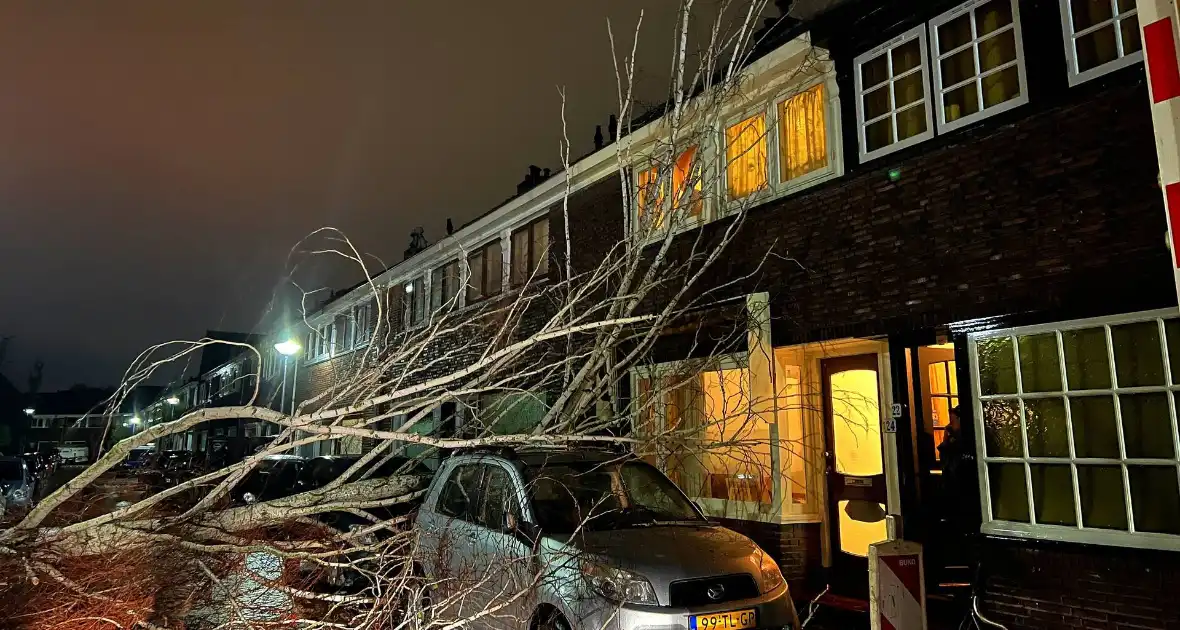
[
  {"xmin": 274, "ymin": 339, "xmax": 301, "ymax": 356},
  {"xmin": 130, "ymin": 416, "xmax": 142, "ymax": 425},
  {"xmin": 166, "ymin": 396, "xmax": 180, "ymax": 405},
  {"xmin": 23, "ymin": 408, "xmax": 34, "ymax": 416}
]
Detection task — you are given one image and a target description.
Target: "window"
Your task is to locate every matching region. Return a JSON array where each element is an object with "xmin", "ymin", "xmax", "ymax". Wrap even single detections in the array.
[
  {"xmin": 30, "ymin": 417, "xmax": 50, "ymax": 429},
  {"xmin": 466, "ymin": 239, "xmax": 503, "ymax": 302},
  {"xmin": 725, "ymin": 113, "xmax": 769, "ymax": 199},
  {"xmin": 854, "ymin": 26, "xmax": 935, "ymax": 161},
  {"xmin": 634, "ymin": 350, "xmax": 817, "ymax": 522},
  {"xmin": 636, "ymin": 146, "xmax": 703, "ymax": 232},
  {"xmin": 437, "ymin": 464, "xmax": 484, "ymax": 521},
  {"xmin": 333, "ymin": 315, "xmax": 349, "ymax": 353},
  {"xmin": 480, "ymin": 465, "xmax": 522, "ymax": 530},
  {"xmin": 510, "ymin": 218, "xmax": 550, "ymax": 286},
  {"xmin": 353, "ymin": 302, "xmax": 372, "ymax": 345},
  {"xmin": 431, "ymin": 260, "xmax": 461, "ymax": 311},
  {"xmin": 310, "ymin": 323, "xmax": 332, "ymax": 360},
  {"xmin": 1060, "ymin": 0, "xmax": 1142, "ymax": 85},
  {"xmin": 404, "ymin": 276, "xmax": 426, "ymax": 329},
  {"xmin": 928, "ymin": 359, "xmax": 960, "ymax": 459},
  {"xmin": 778, "ymin": 83, "xmax": 829, "ymax": 182},
  {"xmin": 930, "ymin": 0, "xmax": 1028, "ymax": 133},
  {"xmin": 969, "ymin": 309, "xmax": 1180, "ymax": 550}
]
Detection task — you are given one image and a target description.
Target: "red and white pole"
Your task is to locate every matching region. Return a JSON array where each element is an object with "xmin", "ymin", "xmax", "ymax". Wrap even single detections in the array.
[{"xmin": 1140, "ymin": 0, "xmax": 1180, "ymax": 307}]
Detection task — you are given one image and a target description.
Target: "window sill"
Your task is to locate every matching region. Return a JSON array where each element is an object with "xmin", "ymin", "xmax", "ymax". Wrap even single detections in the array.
[{"xmin": 982, "ymin": 520, "xmax": 1180, "ymax": 553}]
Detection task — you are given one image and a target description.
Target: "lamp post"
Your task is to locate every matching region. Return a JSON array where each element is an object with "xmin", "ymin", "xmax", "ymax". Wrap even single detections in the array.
[{"xmin": 274, "ymin": 339, "xmax": 301, "ymax": 416}]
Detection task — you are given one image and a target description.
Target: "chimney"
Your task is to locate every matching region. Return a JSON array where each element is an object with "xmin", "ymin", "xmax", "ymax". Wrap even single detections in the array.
[
  {"xmin": 446, "ymin": 218, "xmax": 455, "ymax": 235},
  {"xmin": 543, "ymin": 168, "xmax": 551, "ymax": 178},
  {"xmin": 608, "ymin": 115, "xmax": 618, "ymax": 142},
  {"xmin": 594, "ymin": 125, "xmax": 604, "ymax": 150},
  {"xmin": 404, "ymin": 227, "xmax": 428, "ymax": 261}
]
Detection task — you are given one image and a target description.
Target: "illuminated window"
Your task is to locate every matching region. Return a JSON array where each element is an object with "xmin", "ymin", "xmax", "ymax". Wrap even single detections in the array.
[
  {"xmin": 854, "ymin": 26, "xmax": 935, "ymax": 161},
  {"xmin": 1060, "ymin": 0, "xmax": 1142, "ymax": 85},
  {"xmin": 928, "ymin": 359, "xmax": 959, "ymax": 459},
  {"xmin": 636, "ymin": 146, "xmax": 702, "ymax": 233},
  {"xmin": 930, "ymin": 0, "xmax": 1028, "ymax": 133},
  {"xmin": 510, "ymin": 218, "xmax": 550, "ymax": 286},
  {"xmin": 778, "ymin": 83, "xmax": 829, "ymax": 182},
  {"xmin": 725, "ymin": 114, "xmax": 768, "ymax": 200},
  {"xmin": 431, "ymin": 260, "xmax": 461, "ymax": 311},
  {"xmin": 466, "ymin": 239, "xmax": 503, "ymax": 303},
  {"xmin": 970, "ymin": 309, "xmax": 1180, "ymax": 551},
  {"xmin": 404, "ymin": 276, "xmax": 426, "ymax": 329}
]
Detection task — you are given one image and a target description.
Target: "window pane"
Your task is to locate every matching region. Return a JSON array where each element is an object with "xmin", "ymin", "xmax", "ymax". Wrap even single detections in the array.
[
  {"xmin": 1129, "ymin": 466, "xmax": 1180, "ymax": 534},
  {"xmin": 1063, "ymin": 327, "xmax": 1111, "ymax": 390},
  {"xmin": 1121, "ymin": 15, "xmax": 1143, "ymax": 54},
  {"xmin": 861, "ymin": 52, "xmax": 889, "ymax": 89},
  {"xmin": 1071, "ymin": 0, "xmax": 1114, "ymax": 31},
  {"xmin": 1112, "ymin": 321, "xmax": 1165, "ymax": 386},
  {"xmin": 511, "ymin": 228, "xmax": 530, "ymax": 286},
  {"xmin": 976, "ymin": 0, "xmax": 1014, "ymax": 35},
  {"xmin": 865, "ymin": 117, "xmax": 893, "ymax": 152},
  {"xmin": 486, "ymin": 241, "xmax": 503, "ymax": 295},
  {"xmin": 1121, "ymin": 393, "xmax": 1175, "ymax": 459},
  {"xmin": 1019, "ymin": 333, "xmax": 1062, "ymax": 393},
  {"xmin": 1071, "ymin": 396, "xmax": 1120, "ymax": 458},
  {"xmin": 671, "ymin": 146, "xmax": 703, "ymax": 218},
  {"xmin": 941, "ymin": 48, "xmax": 977, "ymax": 87},
  {"xmin": 863, "ymin": 84, "xmax": 891, "ymax": 120},
  {"xmin": 989, "ymin": 463, "xmax": 1030, "ymax": 522},
  {"xmin": 431, "ymin": 267, "xmax": 444, "ymax": 309},
  {"xmin": 939, "ymin": 12, "xmax": 973, "ymax": 51},
  {"xmin": 1076, "ymin": 25, "xmax": 1120, "ymax": 72},
  {"xmin": 943, "ymin": 82, "xmax": 980, "ymax": 123},
  {"xmin": 830, "ymin": 367, "xmax": 883, "ymax": 477},
  {"xmin": 701, "ymin": 368, "xmax": 773, "ymax": 504},
  {"xmin": 637, "ymin": 166, "xmax": 663, "ymax": 227},
  {"xmin": 533, "ymin": 220, "xmax": 550, "ymax": 274},
  {"xmin": 892, "ymin": 39, "xmax": 923, "ymax": 74},
  {"xmin": 1166, "ymin": 319, "xmax": 1180, "ymax": 384},
  {"xmin": 1077, "ymin": 465, "xmax": 1129, "ymax": 530},
  {"xmin": 897, "ymin": 104, "xmax": 929, "ymax": 141},
  {"xmin": 1116, "ymin": 0, "xmax": 1135, "ymax": 12},
  {"xmin": 1025, "ymin": 398, "xmax": 1070, "ymax": 457},
  {"xmin": 894, "ymin": 73, "xmax": 926, "ymax": 108},
  {"xmin": 1030, "ymin": 464, "xmax": 1077, "ymax": 526},
  {"xmin": 779, "ymin": 83, "xmax": 828, "ymax": 182},
  {"xmin": 726, "ymin": 114, "xmax": 768, "ymax": 199},
  {"xmin": 978, "ymin": 336, "xmax": 1018, "ymax": 394},
  {"xmin": 467, "ymin": 252, "xmax": 483, "ymax": 302},
  {"xmin": 979, "ymin": 30, "xmax": 1017, "ymax": 73},
  {"xmin": 983, "ymin": 399, "xmax": 1023, "ymax": 457},
  {"xmin": 982, "ymin": 66, "xmax": 1021, "ymax": 108}
]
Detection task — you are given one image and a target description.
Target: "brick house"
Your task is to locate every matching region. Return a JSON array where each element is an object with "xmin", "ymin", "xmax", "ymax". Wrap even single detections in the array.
[
  {"xmin": 284, "ymin": 0, "xmax": 1180, "ymax": 626},
  {"xmin": 24, "ymin": 385, "xmax": 157, "ymax": 462}
]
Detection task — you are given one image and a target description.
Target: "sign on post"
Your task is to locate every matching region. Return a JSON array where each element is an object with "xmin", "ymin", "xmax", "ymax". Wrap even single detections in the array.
[
  {"xmin": 869, "ymin": 539, "xmax": 927, "ymax": 630},
  {"xmin": 1139, "ymin": 0, "xmax": 1180, "ymax": 308}
]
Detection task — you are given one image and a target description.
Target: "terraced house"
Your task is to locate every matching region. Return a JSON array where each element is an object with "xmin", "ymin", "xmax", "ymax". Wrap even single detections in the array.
[{"xmin": 224, "ymin": 0, "xmax": 1180, "ymax": 626}]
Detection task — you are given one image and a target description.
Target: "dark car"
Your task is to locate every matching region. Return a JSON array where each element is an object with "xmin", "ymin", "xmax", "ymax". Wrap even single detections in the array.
[
  {"xmin": 235, "ymin": 454, "xmax": 306, "ymax": 505},
  {"xmin": 19, "ymin": 453, "xmax": 45, "ymax": 488},
  {"xmin": 0, "ymin": 456, "xmax": 35, "ymax": 508},
  {"xmin": 139, "ymin": 449, "xmax": 191, "ymax": 490},
  {"xmin": 121, "ymin": 446, "xmax": 155, "ymax": 470}
]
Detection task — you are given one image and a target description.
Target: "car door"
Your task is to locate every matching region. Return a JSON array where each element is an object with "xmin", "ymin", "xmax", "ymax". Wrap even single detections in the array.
[
  {"xmin": 471, "ymin": 463, "xmax": 533, "ymax": 630},
  {"xmin": 422, "ymin": 463, "xmax": 486, "ymax": 611}
]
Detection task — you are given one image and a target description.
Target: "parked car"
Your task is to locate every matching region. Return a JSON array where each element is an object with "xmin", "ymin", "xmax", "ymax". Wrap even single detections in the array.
[
  {"xmin": 299, "ymin": 455, "xmax": 435, "ymax": 532},
  {"xmin": 413, "ymin": 447, "xmax": 800, "ymax": 630},
  {"xmin": 56, "ymin": 441, "xmax": 89, "ymax": 465},
  {"xmin": 0, "ymin": 456, "xmax": 35, "ymax": 508},
  {"xmin": 19, "ymin": 453, "xmax": 45, "ymax": 489},
  {"xmin": 235, "ymin": 454, "xmax": 306, "ymax": 505},
  {"xmin": 121, "ymin": 446, "xmax": 155, "ymax": 470}
]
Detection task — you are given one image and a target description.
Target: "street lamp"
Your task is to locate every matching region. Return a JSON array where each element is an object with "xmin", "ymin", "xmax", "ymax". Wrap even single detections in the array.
[
  {"xmin": 130, "ymin": 416, "xmax": 142, "ymax": 425},
  {"xmin": 166, "ymin": 396, "xmax": 180, "ymax": 405},
  {"xmin": 274, "ymin": 338, "xmax": 302, "ymax": 417},
  {"xmin": 23, "ymin": 408, "xmax": 34, "ymax": 416},
  {"xmin": 274, "ymin": 339, "xmax": 301, "ymax": 356}
]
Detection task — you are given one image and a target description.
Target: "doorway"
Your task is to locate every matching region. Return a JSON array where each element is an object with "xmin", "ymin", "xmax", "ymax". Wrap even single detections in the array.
[{"xmin": 821, "ymin": 354, "xmax": 888, "ymax": 597}]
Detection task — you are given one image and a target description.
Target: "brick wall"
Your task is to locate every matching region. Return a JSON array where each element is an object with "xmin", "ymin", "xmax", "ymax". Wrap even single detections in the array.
[{"xmin": 978, "ymin": 538, "xmax": 1180, "ymax": 630}]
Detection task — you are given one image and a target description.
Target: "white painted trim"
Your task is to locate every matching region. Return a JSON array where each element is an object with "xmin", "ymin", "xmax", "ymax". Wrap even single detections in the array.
[
  {"xmin": 1059, "ymin": 0, "xmax": 1144, "ymax": 86},
  {"xmin": 929, "ymin": 0, "xmax": 1030, "ymax": 135},
  {"xmin": 853, "ymin": 25, "xmax": 937, "ymax": 163}
]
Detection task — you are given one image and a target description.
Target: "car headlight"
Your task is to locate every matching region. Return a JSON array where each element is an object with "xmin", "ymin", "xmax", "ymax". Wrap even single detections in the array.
[
  {"xmin": 579, "ymin": 559, "xmax": 659, "ymax": 605},
  {"xmin": 242, "ymin": 492, "xmax": 257, "ymax": 504},
  {"xmin": 12, "ymin": 487, "xmax": 28, "ymax": 501},
  {"xmin": 757, "ymin": 551, "xmax": 784, "ymax": 593}
]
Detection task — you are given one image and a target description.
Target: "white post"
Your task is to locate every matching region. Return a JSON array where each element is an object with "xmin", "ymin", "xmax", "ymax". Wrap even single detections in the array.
[{"xmin": 1139, "ymin": 0, "xmax": 1180, "ymax": 307}]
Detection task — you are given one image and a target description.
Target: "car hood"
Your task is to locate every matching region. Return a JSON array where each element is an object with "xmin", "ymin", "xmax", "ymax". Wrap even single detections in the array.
[{"xmin": 558, "ymin": 524, "xmax": 765, "ymax": 605}]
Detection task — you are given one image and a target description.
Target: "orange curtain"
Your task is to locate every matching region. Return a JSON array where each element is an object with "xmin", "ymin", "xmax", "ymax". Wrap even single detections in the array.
[
  {"xmin": 779, "ymin": 83, "xmax": 829, "ymax": 182},
  {"xmin": 672, "ymin": 146, "xmax": 703, "ymax": 217},
  {"xmin": 726, "ymin": 114, "xmax": 768, "ymax": 199},
  {"xmin": 636, "ymin": 166, "xmax": 664, "ymax": 228}
]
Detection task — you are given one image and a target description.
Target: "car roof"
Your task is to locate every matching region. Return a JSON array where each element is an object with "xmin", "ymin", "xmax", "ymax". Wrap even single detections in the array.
[{"xmin": 450, "ymin": 447, "xmax": 634, "ymax": 468}]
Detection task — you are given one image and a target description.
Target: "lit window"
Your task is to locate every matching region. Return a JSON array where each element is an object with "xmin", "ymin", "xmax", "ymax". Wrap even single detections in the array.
[
  {"xmin": 854, "ymin": 26, "xmax": 935, "ymax": 161},
  {"xmin": 930, "ymin": 0, "xmax": 1028, "ymax": 133},
  {"xmin": 636, "ymin": 165, "xmax": 664, "ymax": 228},
  {"xmin": 466, "ymin": 239, "xmax": 503, "ymax": 302},
  {"xmin": 970, "ymin": 310, "xmax": 1180, "ymax": 550},
  {"xmin": 928, "ymin": 359, "xmax": 959, "ymax": 459},
  {"xmin": 725, "ymin": 114, "xmax": 769, "ymax": 199},
  {"xmin": 635, "ymin": 146, "xmax": 702, "ymax": 233},
  {"xmin": 404, "ymin": 276, "xmax": 426, "ymax": 328},
  {"xmin": 510, "ymin": 218, "xmax": 550, "ymax": 286},
  {"xmin": 431, "ymin": 260, "xmax": 461, "ymax": 311},
  {"xmin": 1060, "ymin": 0, "xmax": 1142, "ymax": 85},
  {"xmin": 778, "ymin": 83, "xmax": 829, "ymax": 182}
]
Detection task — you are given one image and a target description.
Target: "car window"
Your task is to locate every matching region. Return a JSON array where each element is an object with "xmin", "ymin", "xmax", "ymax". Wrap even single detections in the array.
[
  {"xmin": 479, "ymin": 465, "xmax": 522, "ymax": 531},
  {"xmin": 437, "ymin": 464, "xmax": 483, "ymax": 521}
]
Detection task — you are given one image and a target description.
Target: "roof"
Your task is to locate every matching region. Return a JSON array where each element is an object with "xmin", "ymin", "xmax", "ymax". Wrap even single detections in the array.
[{"xmin": 31, "ymin": 386, "xmax": 116, "ymax": 416}]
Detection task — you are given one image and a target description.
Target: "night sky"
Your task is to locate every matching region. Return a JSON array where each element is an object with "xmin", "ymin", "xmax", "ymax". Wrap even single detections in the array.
[{"xmin": 0, "ymin": 1, "xmax": 692, "ymax": 390}]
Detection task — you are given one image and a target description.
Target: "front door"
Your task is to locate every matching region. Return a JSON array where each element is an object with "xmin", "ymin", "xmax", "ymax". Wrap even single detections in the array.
[{"xmin": 822, "ymin": 354, "xmax": 889, "ymax": 597}]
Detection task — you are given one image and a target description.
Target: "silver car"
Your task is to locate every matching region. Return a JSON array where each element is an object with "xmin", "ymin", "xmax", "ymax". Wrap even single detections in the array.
[
  {"xmin": 414, "ymin": 448, "xmax": 799, "ymax": 630},
  {"xmin": 0, "ymin": 456, "xmax": 35, "ymax": 508}
]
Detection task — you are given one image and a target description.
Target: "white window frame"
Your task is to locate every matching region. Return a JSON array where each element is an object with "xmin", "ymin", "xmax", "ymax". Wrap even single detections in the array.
[
  {"xmin": 1059, "ymin": 0, "xmax": 1143, "ymax": 86},
  {"xmin": 721, "ymin": 73, "xmax": 843, "ymax": 214},
  {"xmin": 30, "ymin": 417, "xmax": 50, "ymax": 429},
  {"xmin": 631, "ymin": 143, "xmax": 709, "ymax": 242},
  {"xmin": 929, "ymin": 0, "xmax": 1030, "ymax": 135},
  {"xmin": 632, "ymin": 353, "xmax": 819, "ymax": 524},
  {"xmin": 853, "ymin": 25, "xmax": 937, "ymax": 162},
  {"xmin": 968, "ymin": 308, "xmax": 1180, "ymax": 552},
  {"xmin": 403, "ymin": 275, "xmax": 427, "ymax": 330},
  {"xmin": 353, "ymin": 302, "xmax": 372, "ymax": 346}
]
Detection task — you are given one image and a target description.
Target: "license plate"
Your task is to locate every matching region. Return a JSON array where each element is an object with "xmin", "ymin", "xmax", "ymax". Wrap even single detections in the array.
[{"xmin": 690, "ymin": 609, "xmax": 757, "ymax": 630}]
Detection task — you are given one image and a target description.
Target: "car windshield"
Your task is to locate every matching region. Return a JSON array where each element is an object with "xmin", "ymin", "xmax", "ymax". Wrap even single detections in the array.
[
  {"xmin": 525, "ymin": 460, "xmax": 703, "ymax": 533},
  {"xmin": 0, "ymin": 461, "xmax": 23, "ymax": 481}
]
